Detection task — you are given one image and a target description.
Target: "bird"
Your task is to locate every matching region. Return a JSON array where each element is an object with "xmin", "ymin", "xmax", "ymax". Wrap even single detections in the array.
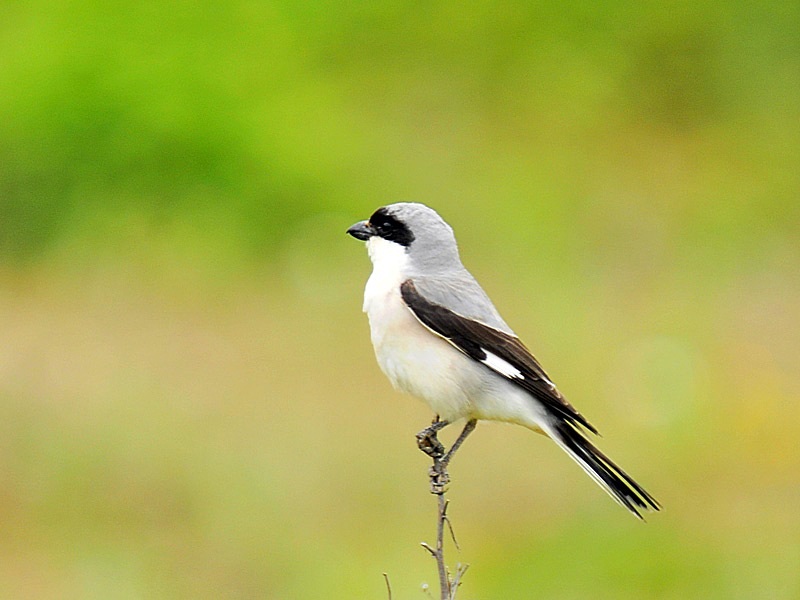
[{"xmin": 346, "ymin": 202, "xmax": 660, "ymax": 518}]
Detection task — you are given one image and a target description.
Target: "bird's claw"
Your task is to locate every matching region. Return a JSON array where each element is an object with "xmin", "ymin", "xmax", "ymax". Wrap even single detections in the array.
[{"xmin": 416, "ymin": 428, "xmax": 446, "ymax": 459}]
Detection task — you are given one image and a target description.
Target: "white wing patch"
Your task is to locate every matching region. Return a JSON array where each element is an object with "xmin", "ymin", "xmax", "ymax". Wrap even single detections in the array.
[{"xmin": 481, "ymin": 350, "xmax": 523, "ymax": 379}]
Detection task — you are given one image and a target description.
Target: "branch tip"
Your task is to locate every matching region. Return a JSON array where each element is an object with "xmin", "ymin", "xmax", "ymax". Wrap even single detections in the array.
[{"xmin": 382, "ymin": 572, "xmax": 392, "ymax": 600}]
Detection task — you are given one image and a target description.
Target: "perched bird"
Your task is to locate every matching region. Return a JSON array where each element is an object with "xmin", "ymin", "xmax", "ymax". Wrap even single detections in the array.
[{"xmin": 347, "ymin": 202, "xmax": 659, "ymax": 518}]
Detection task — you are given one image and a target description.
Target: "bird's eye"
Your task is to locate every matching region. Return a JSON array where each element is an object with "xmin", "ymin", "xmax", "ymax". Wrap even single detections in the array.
[
  {"xmin": 374, "ymin": 217, "xmax": 394, "ymax": 232},
  {"xmin": 368, "ymin": 208, "xmax": 415, "ymax": 246}
]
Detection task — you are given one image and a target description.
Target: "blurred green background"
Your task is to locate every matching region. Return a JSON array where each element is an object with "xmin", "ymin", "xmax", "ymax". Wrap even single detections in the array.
[{"xmin": 1, "ymin": 1, "xmax": 798, "ymax": 598}]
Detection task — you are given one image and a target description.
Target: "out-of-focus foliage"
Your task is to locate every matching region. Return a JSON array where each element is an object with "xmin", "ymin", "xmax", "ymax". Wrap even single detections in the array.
[{"xmin": 0, "ymin": 1, "xmax": 798, "ymax": 599}]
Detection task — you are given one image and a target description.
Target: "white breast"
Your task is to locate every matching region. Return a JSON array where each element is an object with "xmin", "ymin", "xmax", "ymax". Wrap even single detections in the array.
[{"xmin": 361, "ymin": 238, "xmax": 474, "ymax": 421}]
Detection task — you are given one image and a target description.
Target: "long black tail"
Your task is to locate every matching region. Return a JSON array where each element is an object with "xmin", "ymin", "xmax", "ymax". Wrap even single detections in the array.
[{"xmin": 548, "ymin": 421, "xmax": 661, "ymax": 519}]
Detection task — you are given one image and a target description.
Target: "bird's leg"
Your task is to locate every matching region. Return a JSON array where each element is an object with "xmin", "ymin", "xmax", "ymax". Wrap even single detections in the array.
[
  {"xmin": 417, "ymin": 418, "xmax": 477, "ymax": 495},
  {"xmin": 416, "ymin": 417, "xmax": 449, "ymax": 459},
  {"xmin": 441, "ymin": 419, "xmax": 477, "ymax": 469}
]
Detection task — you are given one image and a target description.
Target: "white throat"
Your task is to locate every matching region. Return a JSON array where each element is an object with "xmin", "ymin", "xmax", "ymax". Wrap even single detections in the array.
[{"xmin": 362, "ymin": 237, "xmax": 410, "ymax": 313}]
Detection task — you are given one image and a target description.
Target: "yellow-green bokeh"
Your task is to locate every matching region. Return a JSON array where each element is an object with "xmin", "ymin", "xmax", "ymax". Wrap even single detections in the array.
[{"xmin": 1, "ymin": 1, "xmax": 798, "ymax": 598}]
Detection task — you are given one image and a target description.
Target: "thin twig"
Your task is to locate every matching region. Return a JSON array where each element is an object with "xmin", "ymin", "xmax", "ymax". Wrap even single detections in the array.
[
  {"xmin": 382, "ymin": 572, "xmax": 392, "ymax": 600},
  {"xmin": 416, "ymin": 418, "xmax": 477, "ymax": 600},
  {"xmin": 420, "ymin": 542, "xmax": 437, "ymax": 557},
  {"xmin": 443, "ymin": 510, "xmax": 460, "ymax": 551},
  {"xmin": 449, "ymin": 564, "xmax": 470, "ymax": 600},
  {"xmin": 437, "ymin": 492, "xmax": 449, "ymax": 597}
]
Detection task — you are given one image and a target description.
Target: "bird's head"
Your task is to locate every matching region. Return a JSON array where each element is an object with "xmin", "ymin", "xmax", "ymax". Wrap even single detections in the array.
[{"xmin": 347, "ymin": 203, "xmax": 461, "ymax": 275}]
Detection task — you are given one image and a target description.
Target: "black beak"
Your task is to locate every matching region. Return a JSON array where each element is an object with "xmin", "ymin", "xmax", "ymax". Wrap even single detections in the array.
[{"xmin": 346, "ymin": 220, "xmax": 376, "ymax": 241}]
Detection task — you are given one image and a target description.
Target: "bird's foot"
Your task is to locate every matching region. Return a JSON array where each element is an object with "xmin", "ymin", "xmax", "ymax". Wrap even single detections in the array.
[
  {"xmin": 416, "ymin": 419, "xmax": 449, "ymax": 459},
  {"xmin": 417, "ymin": 431, "xmax": 446, "ymax": 459}
]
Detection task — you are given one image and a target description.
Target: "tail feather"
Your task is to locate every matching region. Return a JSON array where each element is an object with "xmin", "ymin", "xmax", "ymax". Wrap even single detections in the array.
[{"xmin": 549, "ymin": 421, "xmax": 660, "ymax": 519}]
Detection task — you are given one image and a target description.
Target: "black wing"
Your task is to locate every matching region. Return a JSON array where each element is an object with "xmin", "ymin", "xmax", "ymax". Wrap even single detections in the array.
[{"xmin": 400, "ymin": 279, "xmax": 598, "ymax": 434}]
